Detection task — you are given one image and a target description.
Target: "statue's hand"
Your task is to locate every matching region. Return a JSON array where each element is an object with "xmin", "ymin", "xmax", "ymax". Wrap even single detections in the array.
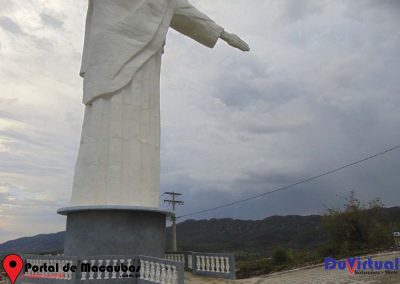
[{"xmin": 220, "ymin": 31, "xmax": 250, "ymax": 52}]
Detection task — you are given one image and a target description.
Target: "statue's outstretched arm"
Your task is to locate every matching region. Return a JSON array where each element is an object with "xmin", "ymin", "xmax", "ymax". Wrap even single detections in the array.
[{"xmin": 171, "ymin": 0, "xmax": 249, "ymax": 52}]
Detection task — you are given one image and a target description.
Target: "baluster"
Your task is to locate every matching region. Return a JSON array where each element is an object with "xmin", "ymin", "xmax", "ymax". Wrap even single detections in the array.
[
  {"xmin": 225, "ymin": 257, "xmax": 230, "ymax": 273},
  {"xmin": 119, "ymin": 259, "xmax": 125, "ymax": 278},
  {"xmin": 167, "ymin": 264, "xmax": 173, "ymax": 284},
  {"xmin": 32, "ymin": 258, "xmax": 36, "ymax": 277},
  {"xmin": 43, "ymin": 259, "xmax": 47, "ymax": 278},
  {"xmin": 48, "ymin": 259, "xmax": 52, "ymax": 278},
  {"xmin": 43, "ymin": 259, "xmax": 48, "ymax": 278},
  {"xmin": 127, "ymin": 259, "xmax": 132, "ymax": 278},
  {"xmin": 56, "ymin": 259, "xmax": 60, "ymax": 279},
  {"xmin": 53, "ymin": 259, "xmax": 57, "ymax": 277},
  {"xmin": 140, "ymin": 259, "xmax": 147, "ymax": 280},
  {"xmin": 206, "ymin": 256, "xmax": 211, "ymax": 271},
  {"xmin": 30, "ymin": 258, "xmax": 34, "ymax": 276},
  {"xmin": 103, "ymin": 259, "xmax": 110, "ymax": 279},
  {"xmin": 220, "ymin": 256, "xmax": 225, "ymax": 273},
  {"xmin": 59, "ymin": 260, "xmax": 64, "ymax": 279},
  {"xmin": 155, "ymin": 262, "xmax": 161, "ymax": 283},
  {"xmin": 160, "ymin": 263, "xmax": 166, "ymax": 284},
  {"xmin": 144, "ymin": 260, "xmax": 151, "ymax": 281},
  {"xmin": 30, "ymin": 259, "xmax": 33, "ymax": 276},
  {"xmin": 149, "ymin": 261, "xmax": 155, "ymax": 282},
  {"xmin": 56, "ymin": 259, "xmax": 61, "ymax": 279},
  {"xmin": 82, "ymin": 260, "xmax": 89, "ymax": 280},
  {"xmin": 88, "ymin": 260, "xmax": 95, "ymax": 280},
  {"xmin": 60, "ymin": 260, "xmax": 65, "ymax": 279},
  {"xmin": 54, "ymin": 259, "xmax": 59, "ymax": 278},
  {"xmin": 171, "ymin": 265, "xmax": 178, "ymax": 284},
  {"xmin": 96, "ymin": 259, "xmax": 103, "ymax": 279},
  {"xmin": 39, "ymin": 259, "xmax": 43, "ymax": 276},
  {"xmin": 215, "ymin": 256, "xmax": 220, "ymax": 273},
  {"xmin": 210, "ymin": 256, "xmax": 215, "ymax": 272},
  {"xmin": 111, "ymin": 259, "xmax": 118, "ymax": 279},
  {"xmin": 67, "ymin": 260, "xmax": 73, "ymax": 280},
  {"xmin": 51, "ymin": 259, "xmax": 55, "ymax": 279},
  {"xmin": 25, "ymin": 259, "xmax": 30, "ymax": 276},
  {"xmin": 36, "ymin": 259, "xmax": 39, "ymax": 276},
  {"xmin": 60, "ymin": 259, "xmax": 65, "ymax": 280},
  {"xmin": 34, "ymin": 259, "xmax": 39, "ymax": 276},
  {"xmin": 24, "ymin": 258, "xmax": 28, "ymax": 276},
  {"xmin": 48, "ymin": 259, "xmax": 52, "ymax": 277}
]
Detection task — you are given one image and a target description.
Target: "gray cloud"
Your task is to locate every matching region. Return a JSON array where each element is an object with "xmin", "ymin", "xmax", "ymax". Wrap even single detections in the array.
[
  {"xmin": 40, "ymin": 13, "xmax": 64, "ymax": 29},
  {"xmin": 280, "ymin": 0, "xmax": 325, "ymax": 23},
  {"xmin": 0, "ymin": 16, "xmax": 23, "ymax": 34}
]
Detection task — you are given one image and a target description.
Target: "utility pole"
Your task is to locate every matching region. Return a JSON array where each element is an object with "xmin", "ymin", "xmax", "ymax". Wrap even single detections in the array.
[{"xmin": 164, "ymin": 192, "xmax": 184, "ymax": 252}]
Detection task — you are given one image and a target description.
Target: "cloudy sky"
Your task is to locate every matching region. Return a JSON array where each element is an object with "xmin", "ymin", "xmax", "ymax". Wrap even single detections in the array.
[{"xmin": 0, "ymin": 0, "xmax": 399, "ymax": 243}]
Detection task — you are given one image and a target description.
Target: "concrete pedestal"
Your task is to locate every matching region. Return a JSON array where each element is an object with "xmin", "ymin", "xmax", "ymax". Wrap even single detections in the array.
[{"xmin": 57, "ymin": 206, "xmax": 171, "ymax": 258}]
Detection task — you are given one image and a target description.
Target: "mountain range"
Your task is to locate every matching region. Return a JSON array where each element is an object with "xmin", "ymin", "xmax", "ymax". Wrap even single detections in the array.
[{"xmin": 1, "ymin": 207, "xmax": 399, "ymax": 255}]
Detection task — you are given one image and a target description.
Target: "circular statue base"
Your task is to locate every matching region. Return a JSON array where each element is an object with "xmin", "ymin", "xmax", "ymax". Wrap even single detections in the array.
[{"xmin": 57, "ymin": 206, "xmax": 171, "ymax": 258}]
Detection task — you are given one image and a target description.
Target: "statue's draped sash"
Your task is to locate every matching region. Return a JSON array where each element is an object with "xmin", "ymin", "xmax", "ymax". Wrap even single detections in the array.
[{"xmin": 81, "ymin": 0, "xmax": 175, "ymax": 105}]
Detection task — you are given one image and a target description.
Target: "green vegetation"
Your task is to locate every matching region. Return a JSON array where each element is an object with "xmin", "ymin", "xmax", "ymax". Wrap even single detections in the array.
[
  {"xmin": 236, "ymin": 192, "xmax": 398, "ymax": 278},
  {"xmin": 320, "ymin": 191, "xmax": 394, "ymax": 258}
]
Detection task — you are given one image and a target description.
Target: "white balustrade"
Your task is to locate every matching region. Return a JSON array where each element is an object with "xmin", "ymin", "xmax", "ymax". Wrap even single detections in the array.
[
  {"xmin": 21, "ymin": 255, "xmax": 184, "ymax": 283},
  {"xmin": 191, "ymin": 254, "xmax": 232, "ymax": 275},
  {"xmin": 139, "ymin": 257, "xmax": 180, "ymax": 284},
  {"xmin": 165, "ymin": 253, "xmax": 185, "ymax": 263}
]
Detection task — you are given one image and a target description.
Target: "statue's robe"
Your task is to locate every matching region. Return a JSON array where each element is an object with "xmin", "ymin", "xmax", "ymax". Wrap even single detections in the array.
[{"xmin": 71, "ymin": 0, "xmax": 224, "ymax": 207}]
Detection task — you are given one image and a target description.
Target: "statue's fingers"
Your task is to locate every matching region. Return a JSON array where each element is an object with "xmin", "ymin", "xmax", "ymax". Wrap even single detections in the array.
[{"xmin": 239, "ymin": 41, "xmax": 250, "ymax": 51}]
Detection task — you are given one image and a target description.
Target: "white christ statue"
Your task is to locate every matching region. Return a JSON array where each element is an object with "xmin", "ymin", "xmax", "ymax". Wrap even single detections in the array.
[{"xmin": 70, "ymin": 0, "xmax": 250, "ymax": 208}]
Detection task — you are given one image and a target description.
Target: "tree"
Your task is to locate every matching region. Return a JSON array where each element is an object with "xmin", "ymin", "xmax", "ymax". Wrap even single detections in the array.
[{"xmin": 321, "ymin": 191, "xmax": 392, "ymax": 257}]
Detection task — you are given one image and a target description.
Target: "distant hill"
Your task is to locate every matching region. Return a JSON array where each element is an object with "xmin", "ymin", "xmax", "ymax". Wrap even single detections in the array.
[
  {"xmin": 1, "ymin": 207, "xmax": 399, "ymax": 255},
  {"xmin": 167, "ymin": 215, "xmax": 326, "ymax": 253},
  {"xmin": 0, "ymin": 231, "xmax": 65, "ymax": 255}
]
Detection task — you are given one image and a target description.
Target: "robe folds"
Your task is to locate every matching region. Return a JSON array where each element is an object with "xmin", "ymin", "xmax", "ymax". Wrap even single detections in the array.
[{"xmin": 71, "ymin": 0, "xmax": 224, "ymax": 207}]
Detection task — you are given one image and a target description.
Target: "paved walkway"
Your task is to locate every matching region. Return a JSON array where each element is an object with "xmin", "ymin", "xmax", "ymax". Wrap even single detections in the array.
[{"xmin": 186, "ymin": 252, "xmax": 400, "ymax": 284}]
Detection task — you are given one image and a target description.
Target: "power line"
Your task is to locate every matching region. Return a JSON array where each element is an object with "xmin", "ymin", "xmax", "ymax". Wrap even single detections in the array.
[{"xmin": 177, "ymin": 143, "xmax": 400, "ymax": 219}]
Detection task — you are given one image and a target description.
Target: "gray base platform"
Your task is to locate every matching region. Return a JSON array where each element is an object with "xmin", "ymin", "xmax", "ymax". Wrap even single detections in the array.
[{"xmin": 58, "ymin": 206, "xmax": 172, "ymax": 258}]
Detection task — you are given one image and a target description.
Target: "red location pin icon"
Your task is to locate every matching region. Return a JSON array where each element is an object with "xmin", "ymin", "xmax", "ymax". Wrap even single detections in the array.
[{"xmin": 2, "ymin": 254, "xmax": 23, "ymax": 284}]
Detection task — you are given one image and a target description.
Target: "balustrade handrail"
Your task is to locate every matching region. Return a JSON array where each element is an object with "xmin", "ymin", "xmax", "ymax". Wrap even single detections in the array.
[{"xmin": 165, "ymin": 251, "xmax": 236, "ymax": 279}]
